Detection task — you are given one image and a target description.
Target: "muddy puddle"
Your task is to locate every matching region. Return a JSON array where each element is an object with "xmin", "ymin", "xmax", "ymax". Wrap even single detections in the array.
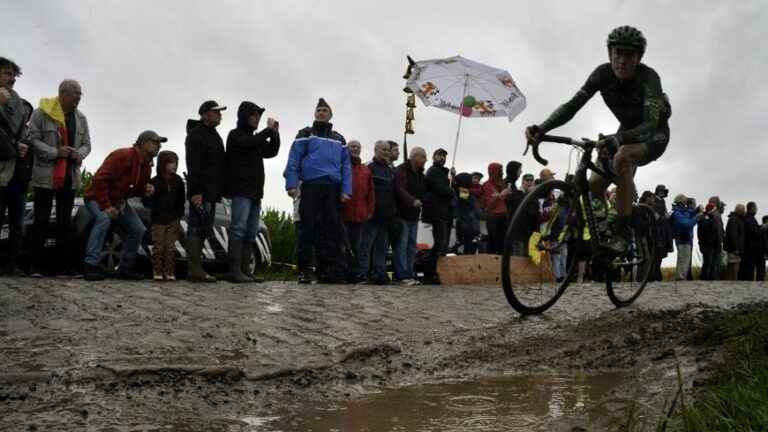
[{"xmin": 259, "ymin": 372, "xmax": 640, "ymax": 432}]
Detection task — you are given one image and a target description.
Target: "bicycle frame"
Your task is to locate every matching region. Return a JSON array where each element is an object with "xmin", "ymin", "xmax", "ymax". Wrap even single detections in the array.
[{"xmin": 525, "ymin": 135, "xmax": 616, "ymax": 249}]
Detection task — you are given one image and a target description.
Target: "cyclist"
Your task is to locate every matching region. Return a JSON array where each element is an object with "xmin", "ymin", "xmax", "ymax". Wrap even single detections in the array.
[{"xmin": 526, "ymin": 26, "xmax": 671, "ymax": 254}]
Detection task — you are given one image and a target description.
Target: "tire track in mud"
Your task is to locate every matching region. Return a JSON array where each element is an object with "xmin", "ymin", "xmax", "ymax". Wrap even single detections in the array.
[{"xmin": 2, "ymin": 278, "xmax": 768, "ymax": 431}]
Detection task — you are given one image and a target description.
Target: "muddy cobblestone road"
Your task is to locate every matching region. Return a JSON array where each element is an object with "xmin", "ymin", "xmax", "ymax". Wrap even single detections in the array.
[{"xmin": 2, "ymin": 277, "xmax": 767, "ymax": 431}]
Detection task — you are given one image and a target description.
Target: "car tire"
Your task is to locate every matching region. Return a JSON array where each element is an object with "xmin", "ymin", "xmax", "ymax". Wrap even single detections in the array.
[{"xmin": 99, "ymin": 233, "xmax": 123, "ymax": 275}]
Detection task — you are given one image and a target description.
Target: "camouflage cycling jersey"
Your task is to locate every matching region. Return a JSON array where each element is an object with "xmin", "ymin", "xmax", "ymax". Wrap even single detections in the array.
[{"xmin": 540, "ymin": 63, "xmax": 671, "ymax": 162}]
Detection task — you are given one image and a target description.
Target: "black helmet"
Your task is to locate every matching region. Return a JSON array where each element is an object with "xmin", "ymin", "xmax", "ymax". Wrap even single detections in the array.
[{"xmin": 607, "ymin": 26, "xmax": 646, "ymax": 55}]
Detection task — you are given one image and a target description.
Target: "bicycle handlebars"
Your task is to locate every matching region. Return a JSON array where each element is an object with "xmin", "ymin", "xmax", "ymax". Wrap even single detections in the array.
[{"xmin": 525, "ymin": 134, "xmax": 594, "ymax": 166}]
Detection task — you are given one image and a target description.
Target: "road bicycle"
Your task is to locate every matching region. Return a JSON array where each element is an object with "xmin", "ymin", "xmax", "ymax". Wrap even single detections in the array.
[{"xmin": 501, "ymin": 134, "xmax": 657, "ymax": 315}]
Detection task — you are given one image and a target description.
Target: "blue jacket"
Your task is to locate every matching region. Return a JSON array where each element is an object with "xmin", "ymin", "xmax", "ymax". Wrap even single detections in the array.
[
  {"xmin": 283, "ymin": 121, "xmax": 352, "ymax": 195},
  {"xmin": 671, "ymin": 204, "xmax": 699, "ymax": 244}
]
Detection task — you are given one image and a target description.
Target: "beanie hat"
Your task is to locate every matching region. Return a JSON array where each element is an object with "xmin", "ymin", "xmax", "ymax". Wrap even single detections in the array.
[{"xmin": 316, "ymin": 98, "xmax": 332, "ymax": 116}]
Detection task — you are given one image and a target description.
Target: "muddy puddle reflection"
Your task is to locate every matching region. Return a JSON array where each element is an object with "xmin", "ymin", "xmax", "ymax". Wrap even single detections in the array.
[{"xmin": 264, "ymin": 372, "xmax": 631, "ymax": 431}]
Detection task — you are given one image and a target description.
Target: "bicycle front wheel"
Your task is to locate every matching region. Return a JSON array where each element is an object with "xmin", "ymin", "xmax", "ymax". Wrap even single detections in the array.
[
  {"xmin": 605, "ymin": 204, "xmax": 657, "ymax": 308},
  {"xmin": 501, "ymin": 180, "xmax": 582, "ymax": 315}
]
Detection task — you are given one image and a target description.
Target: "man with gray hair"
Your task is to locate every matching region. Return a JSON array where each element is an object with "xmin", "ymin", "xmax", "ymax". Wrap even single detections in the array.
[
  {"xmin": 28, "ymin": 79, "xmax": 91, "ymax": 277},
  {"xmin": 394, "ymin": 146, "xmax": 427, "ymax": 284},
  {"xmin": 357, "ymin": 140, "xmax": 397, "ymax": 284}
]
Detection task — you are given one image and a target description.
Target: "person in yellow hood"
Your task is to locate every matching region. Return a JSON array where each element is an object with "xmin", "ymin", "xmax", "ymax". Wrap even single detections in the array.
[{"xmin": 27, "ymin": 79, "xmax": 91, "ymax": 277}]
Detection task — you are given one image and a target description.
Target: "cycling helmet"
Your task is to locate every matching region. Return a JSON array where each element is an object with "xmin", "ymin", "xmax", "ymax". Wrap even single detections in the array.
[{"xmin": 607, "ymin": 26, "xmax": 646, "ymax": 55}]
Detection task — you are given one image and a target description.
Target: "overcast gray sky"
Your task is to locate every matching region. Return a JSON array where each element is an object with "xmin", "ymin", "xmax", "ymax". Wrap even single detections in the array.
[{"xmin": 3, "ymin": 1, "xmax": 767, "ymax": 229}]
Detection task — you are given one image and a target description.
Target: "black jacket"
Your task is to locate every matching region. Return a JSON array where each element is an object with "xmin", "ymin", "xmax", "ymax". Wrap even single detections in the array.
[
  {"xmin": 144, "ymin": 174, "xmax": 186, "ymax": 225},
  {"xmin": 185, "ymin": 120, "xmax": 226, "ymax": 202},
  {"xmin": 743, "ymin": 214, "xmax": 764, "ymax": 255},
  {"xmin": 368, "ymin": 158, "xmax": 397, "ymax": 222},
  {"xmin": 505, "ymin": 186, "xmax": 525, "ymax": 219},
  {"xmin": 652, "ymin": 196, "xmax": 674, "ymax": 253},
  {"xmin": 422, "ymin": 164, "xmax": 454, "ymax": 224},
  {"xmin": 394, "ymin": 162, "xmax": 425, "ymax": 222},
  {"xmin": 225, "ymin": 122, "xmax": 280, "ymax": 201},
  {"xmin": 724, "ymin": 213, "xmax": 745, "ymax": 255},
  {"xmin": 697, "ymin": 213, "xmax": 721, "ymax": 251}
]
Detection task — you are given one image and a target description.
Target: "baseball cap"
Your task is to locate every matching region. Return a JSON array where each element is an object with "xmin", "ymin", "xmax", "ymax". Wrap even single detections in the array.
[
  {"xmin": 540, "ymin": 168, "xmax": 556, "ymax": 178},
  {"xmin": 198, "ymin": 100, "xmax": 227, "ymax": 115},
  {"xmin": 522, "ymin": 173, "xmax": 535, "ymax": 181},
  {"xmin": 135, "ymin": 130, "xmax": 168, "ymax": 145},
  {"xmin": 433, "ymin": 148, "xmax": 448, "ymax": 156}
]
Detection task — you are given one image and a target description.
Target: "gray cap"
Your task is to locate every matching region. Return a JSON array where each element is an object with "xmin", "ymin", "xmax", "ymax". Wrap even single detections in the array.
[{"xmin": 135, "ymin": 130, "xmax": 168, "ymax": 145}]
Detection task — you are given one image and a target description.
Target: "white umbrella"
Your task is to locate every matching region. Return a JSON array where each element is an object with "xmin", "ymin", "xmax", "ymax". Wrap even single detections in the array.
[{"xmin": 405, "ymin": 55, "xmax": 526, "ymax": 166}]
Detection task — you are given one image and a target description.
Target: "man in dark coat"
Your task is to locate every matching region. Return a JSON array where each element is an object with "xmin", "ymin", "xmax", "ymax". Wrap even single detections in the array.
[
  {"xmin": 357, "ymin": 141, "xmax": 398, "ymax": 284},
  {"xmin": 395, "ymin": 146, "xmax": 427, "ymax": 283},
  {"xmin": 284, "ymin": 98, "xmax": 351, "ymax": 284},
  {"xmin": 697, "ymin": 203, "xmax": 721, "ymax": 280},
  {"xmin": 503, "ymin": 161, "xmax": 527, "ymax": 256},
  {"xmin": 185, "ymin": 100, "xmax": 227, "ymax": 282},
  {"xmin": 724, "ymin": 204, "xmax": 746, "ymax": 280},
  {"xmin": 224, "ymin": 101, "xmax": 280, "ymax": 283},
  {"xmin": 651, "ymin": 184, "xmax": 673, "ymax": 281},
  {"xmin": 739, "ymin": 202, "xmax": 765, "ymax": 281},
  {"xmin": 422, "ymin": 148, "xmax": 454, "ymax": 283},
  {"xmin": 0, "ymin": 57, "xmax": 32, "ymax": 276}
]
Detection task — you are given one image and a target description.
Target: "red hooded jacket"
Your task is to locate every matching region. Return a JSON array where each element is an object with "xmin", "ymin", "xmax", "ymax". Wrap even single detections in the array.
[
  {"xmin": 343, "ymin": 158, "xmax": 375, "ymax": 223},
  {"xmin": 481, "ymin": 162, "xmax": 508, "ymax": 217},
  {"xmin": 84, "ymin": 147, "xmax": 152, "ymax": 210}
]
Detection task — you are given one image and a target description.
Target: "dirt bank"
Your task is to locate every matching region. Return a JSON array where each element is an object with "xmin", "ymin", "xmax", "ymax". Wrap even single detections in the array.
[{"xmin": 1, "ymin": 278, "xmax": 766, "ymax": 430}]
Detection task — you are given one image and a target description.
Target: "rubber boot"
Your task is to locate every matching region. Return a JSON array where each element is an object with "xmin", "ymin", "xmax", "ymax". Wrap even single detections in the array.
[
  {"xmin": 225, "ymin": 240, "xmax": 251, "ymax": 283},
  {"xmin": 187, "ymin": 235, "xmax": 216, "ymax": 283},
  {"xmin": 242, "ymin": 242, "xmax": 264, "ymax": 283}
]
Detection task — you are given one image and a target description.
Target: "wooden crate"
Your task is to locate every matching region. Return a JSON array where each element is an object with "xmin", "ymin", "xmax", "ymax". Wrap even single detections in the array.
[{"xmin": 436, "ymin": 254, "xmax": 555, "ymax": 286}]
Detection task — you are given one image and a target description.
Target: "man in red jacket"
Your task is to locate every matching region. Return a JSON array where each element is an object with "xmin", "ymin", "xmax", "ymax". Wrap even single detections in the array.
[
  {"xmin": 82, "ymin": 130, "xmax": 163, "ymax": 281},
  {"xmin": 342, "ymin": 140, "xmax": 375, "ymax": 282}
]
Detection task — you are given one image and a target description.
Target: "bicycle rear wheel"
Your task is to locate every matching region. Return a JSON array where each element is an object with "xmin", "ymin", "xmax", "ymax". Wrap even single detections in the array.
[
  {"xmin": 605, "ymin": 204, "xmax": 657, "ymax": 308},
  {"xmin": 501, "ymin": 180, "xmax": 582, "ymax": 315}
]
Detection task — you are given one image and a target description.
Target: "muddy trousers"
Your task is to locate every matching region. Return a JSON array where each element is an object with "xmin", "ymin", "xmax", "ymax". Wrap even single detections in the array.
[{"xmin": 151, "ymin": 222, "xmax": 179, "ymax": 277}]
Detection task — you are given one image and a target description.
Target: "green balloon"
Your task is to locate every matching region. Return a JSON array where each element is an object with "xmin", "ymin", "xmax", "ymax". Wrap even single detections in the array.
[{"xmin": 463, "ymin": 95, "xmax": 477, "ymax": 107}]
